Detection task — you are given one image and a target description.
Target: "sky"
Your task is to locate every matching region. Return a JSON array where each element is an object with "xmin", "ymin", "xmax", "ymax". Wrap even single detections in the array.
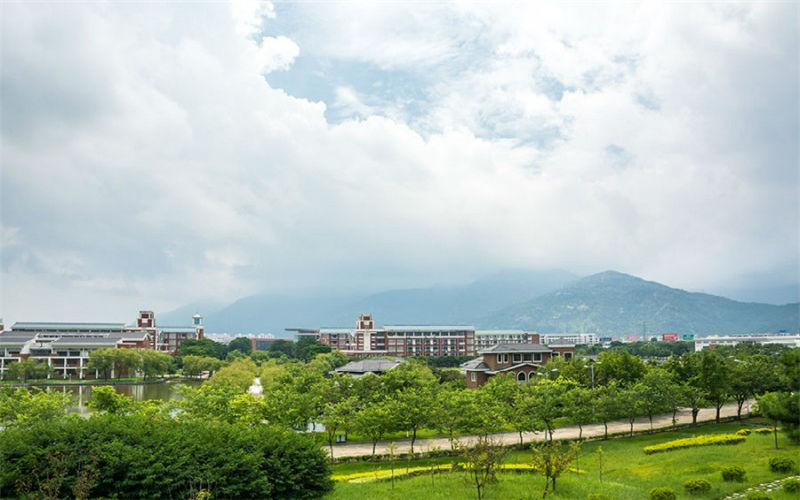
[{"xmin": 1, "ymin": 1, "xmax": 798, "ymax": 324}]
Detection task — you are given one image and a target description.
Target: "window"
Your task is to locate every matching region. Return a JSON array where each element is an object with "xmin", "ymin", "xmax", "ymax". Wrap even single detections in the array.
[
  {"xmin": 565, "ymin": 352, "xmax": 573, "ymax": 360},
  {"xmin": 523, "ymin": 353, "xmax": 532, "ymax": 361},
  {"xmin": 517, "ymin": 372, "xmax": 526, "ymax": 382},
  {"xmin": 470, "ymin": 372, "xmax": 477, "ymax": 382},
  {"xmin": 497, "ymin": 353, "xmax": 508, "ymax": 364},
  {"xmin": 513, "ymin": 353, "xmax": 522, "ymax": 363},
  {"xmin": 534, "ymin": 352, "xmax": 541, "ymax": 361}
]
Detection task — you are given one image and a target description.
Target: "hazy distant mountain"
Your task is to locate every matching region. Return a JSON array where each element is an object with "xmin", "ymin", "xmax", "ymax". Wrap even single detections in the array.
[
  {"xmin": 157, "ymin": 300, "xmax": 226, "ymax": 326},
  {"xmin": 161, "ymin": 269, "xmax": 577, "ymax": 335},
  {"xmin": 478, "ymin": 271, "xmax": 800, "ymax": 335}
]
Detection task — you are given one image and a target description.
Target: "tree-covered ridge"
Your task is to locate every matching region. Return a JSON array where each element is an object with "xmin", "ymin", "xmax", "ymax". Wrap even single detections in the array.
[{"xmin": 480, "ymin": 271, "xmax": 800, "ymax": 335}]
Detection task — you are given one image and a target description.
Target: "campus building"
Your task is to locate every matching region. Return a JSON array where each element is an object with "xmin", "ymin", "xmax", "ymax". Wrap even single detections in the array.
[
  {"xmin": 290, "ymin": 314, "xmax": 477, "ymax": 357},
  {"xmin": 463, "ymin": 342, "xmax": 576, "ymax": 388},
  {"xmin": 0, "ymin": 310, "xmax": 203, "ymax": 379}
]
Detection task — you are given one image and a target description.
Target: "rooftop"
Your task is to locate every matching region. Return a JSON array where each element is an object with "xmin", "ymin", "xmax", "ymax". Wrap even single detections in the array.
[
  {"xmin": 12, "ymin": 322, "xmax": 125, "ymax": 331},
  {"xmin": 384, "ymin": 325, "xmax": 474, "ymax": 332},
  {"xmin": 481, "ymin": 343, "xmax": 552, "ymax": 353},
  {"xmin": 335, "ymin": 358, "xmax": 404, "ymax": 374}
]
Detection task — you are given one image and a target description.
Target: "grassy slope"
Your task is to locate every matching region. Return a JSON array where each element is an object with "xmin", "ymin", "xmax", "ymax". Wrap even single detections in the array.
[{"xmin": 328, "ymin": 420, "xmax": 799, "ymax": 500}]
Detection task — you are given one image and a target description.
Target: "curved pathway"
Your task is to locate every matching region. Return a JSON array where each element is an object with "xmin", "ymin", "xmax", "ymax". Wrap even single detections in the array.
[{"xmin": 330, "ymin": 400, "xmax": 753, "ymax": 458}]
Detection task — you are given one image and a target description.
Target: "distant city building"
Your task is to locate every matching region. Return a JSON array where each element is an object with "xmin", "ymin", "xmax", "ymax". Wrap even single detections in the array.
[
  {"xmin": 475, "ymin": 330, "xmax": 540, "ymax": 349},
  {"xmin": 0, "ymin": 310, "xmax": 203, "ymax": 379},
  {"xmin": 288, "ymin": 313, "xmax": 476, "ymax": 357},
  {"xmin": 694, "ymin": 334, "xmax": 800, "ymax": 352},
  {"xmin": 540, "ymin": 333, "xmax": 598, "ymax": 346}
]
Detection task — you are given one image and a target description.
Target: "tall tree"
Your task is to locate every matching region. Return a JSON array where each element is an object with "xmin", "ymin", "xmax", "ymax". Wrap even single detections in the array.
[
  {"xmin": 226, "ymin": 337, "xmax": 253, "ymax": 355},
  {"xmin": 696, "ymin": 350, "xmax": 731, "ymax": 423}
]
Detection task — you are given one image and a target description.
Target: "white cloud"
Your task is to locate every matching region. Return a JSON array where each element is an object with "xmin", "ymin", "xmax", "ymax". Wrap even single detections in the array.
[
  {"xmin": 254, "ymin": 36, "xmax": 300, "ymax": 73},
  {"xmin": 0, "ymin": 1, "xmax": 797, "ymax": 323}
]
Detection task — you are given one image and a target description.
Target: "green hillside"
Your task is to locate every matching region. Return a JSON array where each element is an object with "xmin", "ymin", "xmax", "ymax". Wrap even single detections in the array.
[{"xmin": 478, "ymin": 271, "xmax": 799, "ymax": 335}]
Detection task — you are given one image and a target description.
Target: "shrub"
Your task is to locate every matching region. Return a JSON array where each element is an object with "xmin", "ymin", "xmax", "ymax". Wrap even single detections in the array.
[
  {"xmin": 721, "ymin": 465, "xmax": 747, "ymax": 482},
  {"xmin": 683, "ymin": 479, "xmax": 712, "ymax": 494},
  {"xmin": 643, "ymin": 434, "xmax": 746, "ymax": 454},
  {"xmin": 736, "ymin": 428, "xmax": 751, "ymax": 436},
  {"xmin": 0, "ymin": 414, "xmax": 333, "ymax": 499},
  {"xmin": 782, "ymin": 478, "xmax": 800, "ymax": 493},
  {"xmin": 587, "ymin": 494, "xmax": 612, "ymax": 500},
  {"xmin": 768, "ymin": 456, "xmax": 795, "ymax": 473},
  {"xmin": 649, "ymin": 486, "xmax": 677, "ymax": 500},
  {"xmin": 744, "ymin": 491, "xmax": 770, "ymax": 500},
  {"xmin": 753, "ymin": 427, "xmax": 774, "ymax": 434}
]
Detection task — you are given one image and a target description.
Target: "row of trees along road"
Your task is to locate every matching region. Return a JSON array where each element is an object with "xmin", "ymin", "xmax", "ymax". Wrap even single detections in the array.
[{"xmin": 166, "ymin": 345, "xmax": 799, "ymax": 458}]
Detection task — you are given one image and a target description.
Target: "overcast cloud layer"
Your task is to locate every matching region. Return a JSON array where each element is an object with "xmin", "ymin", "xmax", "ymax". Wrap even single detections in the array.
[{"xmin": 1, "ymin": 1, "xmax": 798, "ymax": 323}]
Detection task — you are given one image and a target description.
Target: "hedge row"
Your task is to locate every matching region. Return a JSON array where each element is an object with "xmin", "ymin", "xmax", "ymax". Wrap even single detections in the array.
[
  {"xmin": 0, "ymin": 414, "xmax": 332, "ymax": 499},
  {"xmin": 331, "ymin": 463, "xmax": 540, "ymax": 483},
  {"xmin": 643, "ymin": 433, "xmax": 746, "ymax": 454}
]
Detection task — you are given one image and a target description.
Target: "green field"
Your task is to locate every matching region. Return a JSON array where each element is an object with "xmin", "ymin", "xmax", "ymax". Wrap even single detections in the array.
[{"xmin": 327, "ymin": 420, "xmax": 799, "ymax": 500}]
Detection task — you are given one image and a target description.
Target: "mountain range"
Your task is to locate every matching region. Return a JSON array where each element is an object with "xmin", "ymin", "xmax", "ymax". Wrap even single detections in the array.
[{"xmin": 159, "ymin": 270, "xmax": 799, "ymax": 337}]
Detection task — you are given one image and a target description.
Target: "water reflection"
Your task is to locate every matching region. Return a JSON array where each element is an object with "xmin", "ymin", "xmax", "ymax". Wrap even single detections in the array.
[{"xmin": 29, "ymin": 380, "xmax": 203, "ymax": 416}]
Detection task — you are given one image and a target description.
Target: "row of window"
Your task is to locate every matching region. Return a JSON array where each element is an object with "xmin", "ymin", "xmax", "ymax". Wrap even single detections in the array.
[{"xmin": 496, "ymin": 352, "xmax": 543, "ymax": 363}]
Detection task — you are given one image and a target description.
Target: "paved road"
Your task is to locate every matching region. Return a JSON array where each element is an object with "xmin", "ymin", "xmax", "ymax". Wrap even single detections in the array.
[{"xmin": 329, "ymin": 400, "xmax": 753, "ymax": 458}]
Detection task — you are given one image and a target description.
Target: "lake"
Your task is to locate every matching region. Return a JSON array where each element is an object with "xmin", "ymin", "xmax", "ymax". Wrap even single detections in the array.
[{"xmin": 29, "ymin": 379, "xmax": 203, "ymax": 416}]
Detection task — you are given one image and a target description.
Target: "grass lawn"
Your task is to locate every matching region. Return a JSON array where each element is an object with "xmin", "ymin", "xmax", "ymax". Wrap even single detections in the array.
[{"xmin": 327, "ymin": 419, "xmax": 799, "ymax": 500}]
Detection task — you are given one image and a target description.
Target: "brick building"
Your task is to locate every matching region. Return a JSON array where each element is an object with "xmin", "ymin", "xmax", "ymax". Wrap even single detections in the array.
[{"xmin": 463, "ymin": 343, "xmax": 575, "ymax": 388}]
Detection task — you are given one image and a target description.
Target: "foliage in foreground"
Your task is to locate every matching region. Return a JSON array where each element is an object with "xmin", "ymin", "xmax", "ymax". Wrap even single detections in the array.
[
  {"xmin": 642, "ymin": 433, "xmax": 746, "ymax": 454},
  {"xmin": 0, "ymin": 414, "xmax": 332, "ymax": 499}
]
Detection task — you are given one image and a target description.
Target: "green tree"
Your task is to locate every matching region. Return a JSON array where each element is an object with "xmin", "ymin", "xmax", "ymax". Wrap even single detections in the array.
[
  {"xmin": 757, "ymin": 391, "xmax": 800, "ymax": 447},
  {"xmin": 594, "ymin": 382, "xmax": 623, "ymax": 439},
  {"xmin": 530, "ymin": 379, "xmax": 568, "ymax": 442},
  {"xmin": 267, "ymin": 339, "xmax": 296, "ymax": 359},
  {"xmin": 87, "ymin": 386, "xmax": 133, "ymax": 414},
  {"xmin": 178, "ymin": 338, "xmax": 226, "ymax": 359},
  {"xmin": 729, "ymin": 354, "xmax": 779, "ymax": 419},
  {"xmin": 86, "ymin": 348, "xmax": 116, "ymax": 380},
  {"xmin": 226, "ymin": 337, "xmax": 253, "ymax": 355},
  {"xmin": 5, "ymin": 359, "xmax": 52, "ymax": 382},
  {"xmin": 138, "ymin": 349, "xmax": 172, "ymax": 379},
  {"xmin": 459, "ymin": 437, "xmax": 508, "ymax": 500},
  {"xmin": 391, "ymin": 385, "xmax": 435, "ymax": 453},
  {"xmin": 696, "ymin": 350, "xmax": 731, "ymax": 423},
  {"xmin": 596, "ymin": 350, "xmax": 647, "ymax": 386},
  {"xmin": 354, "ymin": 401, "xmax": 395, "ymax": 455},
  {"xmin": 679, "ymin": 383, "xmax": 708, "ymax": 426},
  {"xmin": 565, "ymin": 386, "xmax": 595, "ymax": 439},
  {"xmin": 182, "ymin": 355, "xmax": 222, "ymax": 378},
  {"xmin": 530, "ymin": 441, "xmax": 580, "ymax": 496},
  {"xmin": 0, "ymin": 387, "xmax": 71, "ymax": 426}
]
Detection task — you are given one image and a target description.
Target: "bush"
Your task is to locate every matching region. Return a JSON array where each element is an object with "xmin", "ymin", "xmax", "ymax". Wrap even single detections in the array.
[
  {"xmin": 649, "ymin": 487, "xmax": 677, "ymax": 500},
  {"xmin": 753, "ymin": 427, "xmax": 774, "ymax": 434},
  {"xmin": 683, "ymin": 479, "xmax": 712, "ymax": 494},
  {"xmin": 587, "ymin": 494, "xmax": 612, "ymax": 500},
  {"xmin": 744, "ymin": 491, "xmax": 770, "ymax": 500},
  {"xmin": 768, "ymin": 456, "xmax": 795, "ymax": 473},
  {"xmin": 783, "ymin": 478, "xmax": 800, "ymax": 493},
  {"xmin": 0, "ymin": 414, "xmax": 333, "ymax": 499},
  {"xmin": 721, "ymin": 465, "xmax": 747, "ymax": 482},
  {"xmin": 643, "ymin": 434, "xmax": 746, "ymax": 454},
  {"xmin": 736, "ymin": 428, "xmax": 751, "ymax": 436}
]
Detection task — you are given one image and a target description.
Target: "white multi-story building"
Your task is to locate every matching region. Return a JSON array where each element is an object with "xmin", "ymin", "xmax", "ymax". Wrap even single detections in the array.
[
  {"xmin": 541, "ymin": 333, "xmax": 599, "ymax": 346},
  {"xmin": 0, "ymin": 311, "xmax": 204, "ymax": 379},
  {"xmin": 694, "ymin": 334, "xmax": 800, "ymax": 352},
  {"xmin": 474, "ymin": 330, "xmax": 540, "ymax": 350}
]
